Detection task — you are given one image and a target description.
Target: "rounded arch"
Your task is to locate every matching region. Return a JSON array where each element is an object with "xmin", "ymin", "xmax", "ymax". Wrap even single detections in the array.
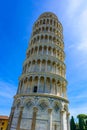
[
  {"xmin": 38, "ymin": 99, "xmax": 49, "ymax": 111},
  {"xmin": 46, "ymin": 26, "xmax": 48, "ymax": 31},
  {"xmin": 53, "ymin": 101, "xmax": 60, "ymax": 113},
  {"xmin": 45, "ymin": 35, "xmax": 48, "ymax": 40},
  {"xmin": 64, "ymin": 104, "xmax": 68, "ymax": 111},
  {"xmin": 24, "ymin": 99, "xmax": 34, "ymax": 109},
  {"xmin": 49, "ymin": 35, "xmax": 52, "ymax": 41},
  {"xmin": 14, "ymin": 99, "xmax": 21, "ymax": 108}
]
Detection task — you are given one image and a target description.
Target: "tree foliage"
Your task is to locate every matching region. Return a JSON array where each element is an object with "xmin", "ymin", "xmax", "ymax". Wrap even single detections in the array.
[
  {"xmin": 78, "ymin": 117, "xmax": 84, "ymax": 130},
  {"xmin": 77, "ymin": 114, "xmax": 87, "ymax": 130},
  {"xmin": 77, "ymin": 114, "xmax": 87, "ymax": 119},
  {"xmin": 70, "ymin": 116, "xmax": 76, "ymax": 130},
  {"xmin": 70, "ymin": 114, "xmax": 87, "ymax": 130}
]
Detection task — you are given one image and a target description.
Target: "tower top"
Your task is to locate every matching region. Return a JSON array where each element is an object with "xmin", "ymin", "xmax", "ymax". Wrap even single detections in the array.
[{"xmin": 39, "ymin": 12, "xmax": 58, "ymax": 20}]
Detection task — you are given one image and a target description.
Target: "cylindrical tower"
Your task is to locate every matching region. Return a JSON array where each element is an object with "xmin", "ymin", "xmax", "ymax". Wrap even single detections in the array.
[{"xmin": 8, "ymin": 12, "xmax": 70, "ymax": 130}]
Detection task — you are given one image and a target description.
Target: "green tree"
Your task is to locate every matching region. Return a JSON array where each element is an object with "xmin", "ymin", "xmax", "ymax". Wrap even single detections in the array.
[
  {"xmin": 77, "ymin": 114, "xmax": 87, "ymax": 130},
  {"xmin": 79, "ymin": 117, "xmax": 84, "ymax": 130},
  {"xmin": 85, "ymin": 120, "xmax": 87, "ymax": 130},
  {"xmin": 70, "ymin": 116, "xmax": 76, "ymax": 130},
  {"xmin": 77, "ymin": 114, "xmax": 87, "ymax": 119}
]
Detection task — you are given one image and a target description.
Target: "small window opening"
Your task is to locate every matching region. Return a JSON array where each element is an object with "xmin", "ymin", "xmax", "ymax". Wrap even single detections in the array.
[
  {"xmin": 33, "ymin": 86, "xmax": 37, "ymax": 92},
  {"xmin": 2, "ymin": 122, "xmax": 4, "ymax": 125}
]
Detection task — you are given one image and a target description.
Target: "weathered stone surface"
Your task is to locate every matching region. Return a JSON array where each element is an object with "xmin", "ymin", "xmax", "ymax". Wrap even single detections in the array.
[{"xmin": 8, "ymin": 12, "xmax": 70, "ymax": 130}]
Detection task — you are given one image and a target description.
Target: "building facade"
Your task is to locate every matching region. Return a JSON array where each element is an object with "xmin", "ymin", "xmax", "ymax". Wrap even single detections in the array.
[
  {"xmin": 0, "ymin": 116, "xmax": 9, "ymax": 130},
  {"xmin": 8, "ymin": 12, "xmax": 70, "ymax": 130}
]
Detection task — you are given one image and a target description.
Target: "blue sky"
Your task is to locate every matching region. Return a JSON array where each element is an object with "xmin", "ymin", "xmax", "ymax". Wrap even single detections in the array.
[{"xmin": 0, "ymin": 0, "xmax": 87, "ymax": 118}]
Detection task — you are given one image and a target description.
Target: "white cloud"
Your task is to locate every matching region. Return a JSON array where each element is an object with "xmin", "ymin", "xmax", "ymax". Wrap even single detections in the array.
[
  {"xmin": 70, "ymin": 105, "xmax": 87, "ymax": 118},
  {"xmin": 65, "ymin": 0, "xmax": 87, "ymax": 72},
  {"xmin": 76, "ymin": 9, "xmax": 87, "ymax": 53},
  {"xmin": 70, "ymin": 100, "xmax": 87, "ymax": 116},
  {"xmin": 67, "ymin": 0, "xmax": 83, "ymax": 18},
  {"xmin": 0, "ymin": 80, "xmax": 17, "ymax": 99},
  {"xmin": 0, "ymin": 80, "xmax": 17, "ymax": 115},
  {"xmin": 77, "ymin": 40, "xmax": 87, "ymax": 52},
  {"xmin": 63, "ymin": 1, "xmax": 87, "ymax": 118},
  {"xmin": 69, "ymin": 93, "xmax": 87, "ymax": 101},
  {"xmin": 66, "ymin": 0, "xmax": 87, "ymax": 53},
  {"xmin": 78, "ymin": 9, "xmax": 87, "ymax": 34},
  {"xmin": 41, "ymin": 0, "xmax": 87, "ymax": 118}
]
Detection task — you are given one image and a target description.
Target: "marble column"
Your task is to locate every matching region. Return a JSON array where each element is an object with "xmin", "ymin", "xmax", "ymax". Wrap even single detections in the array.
[
  {"xmin": 63, "ymin": 86, "xmax": 66, "ymax": 97},
  {"xmin": 31, "ymin": 107, "xmax": 38, "ymax": 130},
  {"xmin": 50, "ymin": 79, "xmax": 52, "ymax": 93},
  {"xmin": 40, "ymin": 61, "xmax": 41, "ymax": 71},
  {"xmin": 25, "ymin": 79, "xmax": 28, "ymax": 93},
  {"xmin": 46, "ymin": 61, "xmax": 47, "ymax": 72},
  {"xmin": 61, "ymin": 67, "xmax": 63, "ymax": 76},
  {"xmin": 44, "ymin": 77, "xmax": 46, "ymax": 93},
  {"xmin": 16, "ymin": 106, "xmax": 24, "ymax": 130},
  {"xmin": 7, "ymin": 107, "xmax": 15, "ymax": 130},
  {"xmin": 56, "ymin": 65, "xmax": 58, "ymax": 74},
  {"xmin": 51, "ymin": 48, "xmax": 53, "ymax": 56},
  {"xmin": 67, "ymin": 112, "xmax": 70, "ymax": 130},
  {"xmin": 38, "ymin": 77, "xmax": 40, "ymax": 92},
  {"xmin": 56, "ymin": 50, "xmax": 57, "ymax": 58},
  {"xmin": 21, "ymin": 81, "xmax": 24, "ymax": 93},
  {"xmin": 27, "ymin": 79, "xmax": 30, "ymax": 93},
  {"xmin": 56, "ymin": 83, "xmax": 59, "ymax": 95},
  {"xmin": 42, "ymin": 47, "xmax": 44, "ymax": 55},
  {"xmin": 54, "ymin": 64, "xmax": 56, "ymax": 74},
  {"xmin": 47, "ymin": 47, "xmax": 48, "ymax": 55},
  {"xmin": 55, "ymin": 64, "xmax": 57, "ymax": 74},
  {"xmin": 60, "ymin": 84, "xmax": 62, "ymax": 96},
  {"xmin": 60, "ymin": 110, "xmax": 64, "ymax": 130},
  {"xmin": 48, "ymin": 109, "xmax": 52, "ymax": 130},
  {"xmin": 31, "ymin": 77, "xmax": 34, "ymax": 92},
  {"xmin": 26, "ymin": 64, "xmax": 28, "ymax": 73},
  {"xmin": 59, "ymin": 67, "xmax": 61, "ymax": 75}
]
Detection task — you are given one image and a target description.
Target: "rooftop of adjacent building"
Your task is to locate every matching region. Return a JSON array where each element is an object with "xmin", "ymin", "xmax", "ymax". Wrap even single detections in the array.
[{"xmin": 0, "ymin": 116, "xmax": 9, "ymax": 120}]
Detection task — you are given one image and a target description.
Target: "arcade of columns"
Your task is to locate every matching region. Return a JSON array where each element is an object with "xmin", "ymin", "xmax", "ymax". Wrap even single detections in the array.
[{"xmin": 8, "ymin": 12, "xmax": 70, "ymax": 130}]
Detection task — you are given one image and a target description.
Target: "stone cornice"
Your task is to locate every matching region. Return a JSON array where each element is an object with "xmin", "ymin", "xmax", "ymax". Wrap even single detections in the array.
[
  {"xmin": 23, "ymin": 54, "xmax": 65, "ymax": 67},
  {"xmin": 27, "ymin": 41, "xmax": 64, "ymax": 53},
  {"xmin": 30, "ymin": 31, "xmax": 63, "ymax": 42},
  {"xmin": 31, "ymin": 31, "xmax": 63, "ymax": 41},
  {"xmin": 33, "ymin": 24, "xmax": 62, "ymax": 34},
  {"xmin": 14, "ymin": 93, "xmax": 69, "ymax": 103},
  {"xmin": 19, "ymin": 71, "xmax": 67, "ymax": 83}
]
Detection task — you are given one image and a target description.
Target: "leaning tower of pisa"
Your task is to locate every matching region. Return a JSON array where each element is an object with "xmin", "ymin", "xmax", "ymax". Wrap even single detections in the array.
[{"xmin": 8, "ymin": 12, "xmax": 70, "ymax": 130}]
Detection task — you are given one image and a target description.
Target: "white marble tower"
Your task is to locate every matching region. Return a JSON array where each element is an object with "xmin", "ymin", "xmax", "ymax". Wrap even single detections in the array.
[{"xmin": 8, "ymin": 12, "xmax": 70, "ymax": 130}]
